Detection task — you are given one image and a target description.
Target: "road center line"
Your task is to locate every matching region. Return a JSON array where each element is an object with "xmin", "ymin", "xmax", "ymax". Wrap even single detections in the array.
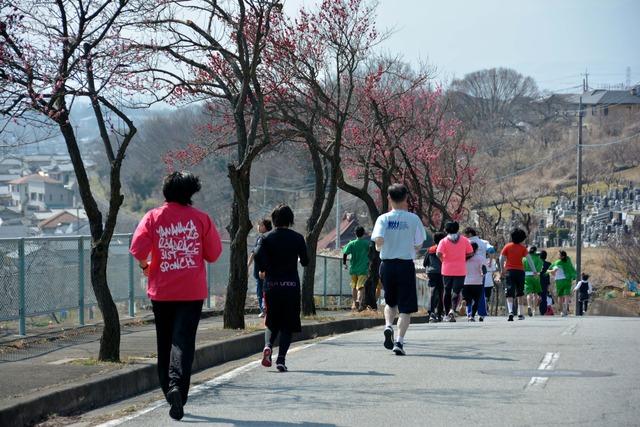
[
  {"xmin": 561, "ymin": 324, "xmax": 577, "ymax": 336},
  {"xmin": 527, "ymin": 352, "xmax": 560, "ymax": 389}
]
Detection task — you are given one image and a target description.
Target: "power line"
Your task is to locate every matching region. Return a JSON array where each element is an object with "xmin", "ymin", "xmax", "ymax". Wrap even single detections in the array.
[
  {"xmin": 581, "ymin": 130, "xmax": 640, "ymax": 148},
  {"xmin": 486, "ymin": 129, "xmax": 640, "ymax": 182},
  {"xmin": 489, "ymin": 147, "xmax": 574, "ymax": 182}
]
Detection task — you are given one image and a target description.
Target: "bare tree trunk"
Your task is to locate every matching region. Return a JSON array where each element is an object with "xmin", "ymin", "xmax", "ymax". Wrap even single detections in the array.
[
  {"xmin": 301, "ymin": 235, "xmax": 320, "ymax": 315},
  {"xmin": 60, "ymin": 121, "xmax": 122, "ymax": 361},
  {"xmin": 223, "ymin": 166, "xmax": 252, "ymax": 329},
  {"xmin": 300, "ymin": 143, "xmax": 339, "ymax": 316},
  {"xmin": 91, "ymin": 242, "xmax": 121, "ymax": 361}
]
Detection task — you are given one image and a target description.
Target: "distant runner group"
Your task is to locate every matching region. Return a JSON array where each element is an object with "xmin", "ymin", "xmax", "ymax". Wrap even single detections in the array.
[{"xmin": 334, "ymin": 184, "xmax": 592, "ymax": 356}]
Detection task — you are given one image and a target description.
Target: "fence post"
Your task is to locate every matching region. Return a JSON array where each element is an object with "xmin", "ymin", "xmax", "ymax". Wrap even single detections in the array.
[
  {"xmin": 78, "ymin": 237, "xmax": 85, "ymax": 326},
  {"xmin": 322, "ymin": 257, "xmax": 327, "ymax": 308},
  {"xmin": 338, "ymin": 258, "xmax": 343, "ymax": 308},
  {"xmin": 18, "ymin": 238, "xmax": 26, "ymax": 336},
  {"xmin": 128, "ymin": 235, "xmax": 135, "ymax": 317},
  {"xmin": 206, "ymin": 262, "xmax": 212, "ymax": 309}
]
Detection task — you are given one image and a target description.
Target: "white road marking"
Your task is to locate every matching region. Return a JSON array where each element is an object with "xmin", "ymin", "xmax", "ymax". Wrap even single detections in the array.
[
  {"xmin": 95, "ymin": 336, "xmax": 331, "ymax": 426},
  {"xmin": 527, "ymin": 352, "xmax": 560, "ymax": 389},
  {"xmin": 561, "ymin": 324, "xmax": 577, "ymax": 336}
]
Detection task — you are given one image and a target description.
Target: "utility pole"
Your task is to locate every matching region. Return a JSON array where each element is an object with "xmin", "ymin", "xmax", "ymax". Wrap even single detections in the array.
[
  {"xmin": 335, "ymin": 188, "xmax": 341, "ymax": 250},
  {"xmin": 582, "ymin": 69, "xmax": 589, "ymax": 92},
  {"xmin": 626, "ymin": 66, "xmax": 631, "ymax": 89},
  {"xmin": 575, "ymin": 96, "xmax": 584, "ymax": 314},
  {"xmin": 262, "ymin": 175, "xmax": 267, "ymax": 206}
]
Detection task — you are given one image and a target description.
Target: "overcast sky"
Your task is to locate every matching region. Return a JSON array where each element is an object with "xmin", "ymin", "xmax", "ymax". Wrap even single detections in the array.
[{"xmin": 283, "ymin": 0, "xmax": 640, "ymax": 92}]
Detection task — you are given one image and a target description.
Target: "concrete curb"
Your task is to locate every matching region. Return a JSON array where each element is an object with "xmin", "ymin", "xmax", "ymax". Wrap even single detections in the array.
[{"xmin": 0, "ymin": 315, "xmax": 426, "ymax": 426}]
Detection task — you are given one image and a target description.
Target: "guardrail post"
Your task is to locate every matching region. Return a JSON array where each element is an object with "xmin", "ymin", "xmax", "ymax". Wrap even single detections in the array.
[
  {"xmin": 18, "ymin": 238, "xmax": 26, "ymax": 336},
  {"xmin": 206, "ymin": 262, "xmax": 212, "ymax": 309},
  {"xmin": 128, "ymin": 235, "xmax": 135, "ymax": 317},
  {"xmin": 78, "ymin": 237, "xmax": 85, "ymax": 326},
  {"xmin": 322, "ymin": 257, "xmax": 327, "ymax": 308},
  {"xmin": 338, "ymin": 258, "xmax": 343, "ymax": 308}
]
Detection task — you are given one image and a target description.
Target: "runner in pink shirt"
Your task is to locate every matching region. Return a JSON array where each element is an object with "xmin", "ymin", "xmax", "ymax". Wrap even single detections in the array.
[
  {"xmin": 436, "ymin": 221, "xmax": 473, "ymax": 322},
  {"xmin": 130, "ymin": 172, "xmax": 222, "ymax": 421}
]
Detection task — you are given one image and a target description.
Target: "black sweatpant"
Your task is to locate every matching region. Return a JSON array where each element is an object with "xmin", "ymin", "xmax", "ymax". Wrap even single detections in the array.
[
  {"xmin": 577, "ymin": 294, "xmax": 589, "ymax": 315},
  {"xmin": 152, "ymin": 300, "xmax": 203, "ymax": 405},
  {"xmin": 463, "ymin": 285, "xmax": 484, "ymax": 317},
  {"xmin": 539, "ymin": 282, "xmax": 549, "ymax": 315},
  {"xmin": 427, "ymin": 273, "xmax": 444, "ymax": 316},
  {"xmin": 265, "ymin": 328, "xmax": 293, "ymax": 363}
]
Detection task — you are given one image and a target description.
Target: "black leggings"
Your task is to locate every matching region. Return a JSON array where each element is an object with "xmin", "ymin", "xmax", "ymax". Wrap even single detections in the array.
[
  {"xmin": 484, "ymin": 287, "xmax": 493, "ymax": 303},
  {"xmin": 442, "ymin": 276, "xmax": 465, "ymax": 313},
  {"xmin": 428, "ymin": 273, "xmax": 444, "ymax": 316},
  {"xmin": 265, "ymin": 328, "xmax": 292, "ymax": 363},
  {"xmin": 463, "ymin": 285, "xmax": 484, "ymax": 317}
]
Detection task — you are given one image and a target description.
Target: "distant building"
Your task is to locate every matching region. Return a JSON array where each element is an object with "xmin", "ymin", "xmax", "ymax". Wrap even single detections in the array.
[
  {"xmin": 37, "ymin": 210, "xmax": 87, "ymax": 235},
  {"xmin": 567, "ymin": 86, "xmax": 640, "ymax": 118},
  {"xmin": 317, "ymin": 212, "xmax": 361, "ymax": 250},
  {"xmin": 8, "ymin": 174, "xmax": 74, "ymax": 212}
]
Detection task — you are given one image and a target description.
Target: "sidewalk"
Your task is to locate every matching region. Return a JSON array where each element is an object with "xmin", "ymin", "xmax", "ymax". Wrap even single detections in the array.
[{"xmin": 0, "ymin": 308, "xmax": 380, "ymax": 417}]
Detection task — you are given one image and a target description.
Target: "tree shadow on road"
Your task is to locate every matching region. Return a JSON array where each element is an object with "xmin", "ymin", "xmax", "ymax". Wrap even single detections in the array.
[
  {"xmin": 180, "ymin": 414, "xmax": 336, "ymax": 426},
  {"xmin": 284, "ymin": 369, "xmax": 393, "ymax": 377},
  {"xmin": 404, "ymin": 352, "xmax": 516, "ymax": 361}
]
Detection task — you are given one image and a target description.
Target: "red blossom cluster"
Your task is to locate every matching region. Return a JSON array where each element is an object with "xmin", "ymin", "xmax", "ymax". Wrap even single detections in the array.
[{"xmin": 342, "ymin": 65, "xmax": 478, "ymax": 229}]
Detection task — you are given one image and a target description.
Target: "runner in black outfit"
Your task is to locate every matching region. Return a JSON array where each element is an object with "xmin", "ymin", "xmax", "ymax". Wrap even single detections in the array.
[
  {"xmin": 538, "ymin": 250, "xmax": 552, "ymax": 315},
  {"xmin": 255, "ymin": 204, "xmax": 309, "ymax": 372},
  {"xmin": 424, "ymin": 231, "xmax": 446, "ymax": 322}
]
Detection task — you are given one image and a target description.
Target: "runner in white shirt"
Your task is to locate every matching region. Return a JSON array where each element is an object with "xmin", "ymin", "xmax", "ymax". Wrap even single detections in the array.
[
  {"xmin": 463, "ymin": 228, "xmax": 489, "ymax": 317},
  {"xmin": 371, "ymin": 184, "xmax": 426, "ymax": 356}
]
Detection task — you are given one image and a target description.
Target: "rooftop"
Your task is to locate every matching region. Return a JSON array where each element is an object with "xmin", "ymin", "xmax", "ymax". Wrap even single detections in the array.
[
  {"xmin": 567, "ymin": 88, "xmax": 640, "ymax": 106},
  {"xmin": 8, "ymin": 174, "xmax": 63, "ymax": 185}
]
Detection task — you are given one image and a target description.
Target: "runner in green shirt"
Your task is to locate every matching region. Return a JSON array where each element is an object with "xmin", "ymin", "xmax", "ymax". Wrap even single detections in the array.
[
  {"xmin": 343, "ymin": 226, "xmax": 370, "ymax": 311},
  {"xmin": 523, "ymin": 246, "xmax": 544, "ymax": 317},
  {"xmin": 548, "ymin": 250, "xmax": 577, "ymax": 317}
]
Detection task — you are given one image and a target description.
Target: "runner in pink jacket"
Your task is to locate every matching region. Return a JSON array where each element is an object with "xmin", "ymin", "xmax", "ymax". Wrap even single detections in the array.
[{"xmin": 130, "ymin": 172, "xmax": 222, "ymax": 421}]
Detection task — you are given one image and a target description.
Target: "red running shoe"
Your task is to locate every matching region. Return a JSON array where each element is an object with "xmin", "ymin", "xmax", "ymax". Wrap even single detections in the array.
[{"xmin": 261, "ymin": 347, "xmax": 272, "ymax": 367}]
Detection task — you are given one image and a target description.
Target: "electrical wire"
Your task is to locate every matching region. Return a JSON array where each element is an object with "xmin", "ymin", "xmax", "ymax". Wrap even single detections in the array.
[{"xmin": 581, "ymin": 130, "xmax": 640, "ymax": 148}]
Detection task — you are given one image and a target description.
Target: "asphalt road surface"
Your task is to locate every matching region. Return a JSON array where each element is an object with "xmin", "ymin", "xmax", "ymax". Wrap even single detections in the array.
[{"xmin": 91, "ymin": 316, "xmax": 639, "ymax": 427}]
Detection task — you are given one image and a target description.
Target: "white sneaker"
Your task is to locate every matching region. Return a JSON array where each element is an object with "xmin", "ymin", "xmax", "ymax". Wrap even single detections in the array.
[{"xmin": 258, "ymin": 311, "xmax": 265, "ymax": 318}]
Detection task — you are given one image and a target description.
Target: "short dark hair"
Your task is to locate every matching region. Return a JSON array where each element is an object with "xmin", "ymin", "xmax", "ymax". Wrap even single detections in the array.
[
  {"xmin": 581, "ymin": 273, "xmax": 590, "ymax": 280},
  {"xmin": 271, "ymin": 204, "xmax": 294, "ymax": 227},
  {"xmin": 510, "ymin": 228, "xmax": 527, "ymax": 244},
  {"xmin": 433, "ymin": 231, "xmax": 446, "ymax": 244},
  {"xmin": 163, "ymin": 171, "xmax": 201, "ymax": 205},
  {"xmin": 355, "ymin": 226, "xmax": 365, "ymax": 237},
  {"xmin": 529, "ymin": 246, "xmax": 537, "ymax": 254},
  {"xmin": 463, "ymin": 227, "xmax": 477, "ymax": 236},
  {"xmin": 539, "ymin": 250, "xmax": 547, "ymax": 260},
  {"xmin": 471, "ymin": 242, "xmax": 478, "ymax": 252},
  {"xmin": 444, "ymin": 221, "xmax": 459, "ymax": 234},
  {"xmin": 559, "ymin": 250, "xmax": 568, "ymax": 260},
  {"xmin": 387, "ymin": 183, "xmax": 408, "ymax": 203},
  {"xmin": 259, "ymin": 218, "xmax": 272, "ymax": 232}
]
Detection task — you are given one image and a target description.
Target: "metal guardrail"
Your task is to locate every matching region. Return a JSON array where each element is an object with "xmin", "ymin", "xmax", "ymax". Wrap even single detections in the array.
[{"xmin": 0, "ymin": 235, "xmax": 370, "ymax": 335}]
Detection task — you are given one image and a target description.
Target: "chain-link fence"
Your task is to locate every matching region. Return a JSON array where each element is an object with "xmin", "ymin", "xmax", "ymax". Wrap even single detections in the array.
[
  {"xmin": 0, "ymin": 235, "xmax": 144, "ymax": 335},
  {"xmin": 0, "ymin": 236, "xmax": 373, "ymax": 335}
]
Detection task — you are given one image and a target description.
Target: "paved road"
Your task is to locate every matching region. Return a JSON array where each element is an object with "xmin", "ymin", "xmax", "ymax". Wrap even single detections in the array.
[{"xmin": 91, "ymin": 316, "xmax": 639, "ymax": 427}]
